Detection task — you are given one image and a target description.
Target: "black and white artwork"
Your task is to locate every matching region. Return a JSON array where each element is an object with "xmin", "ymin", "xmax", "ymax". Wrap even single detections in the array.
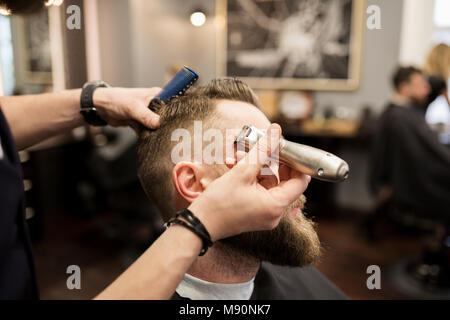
[
  {"xmin": 25, "ymin": 9, "xmax": 52, "ymax": 75},
  {"xmin": 217, "ymin": 0, "xmax": 364, "ymax": 90},
  {"xmin": 12, "ymin": 8, "xmax": 53, "ymax": 84}
]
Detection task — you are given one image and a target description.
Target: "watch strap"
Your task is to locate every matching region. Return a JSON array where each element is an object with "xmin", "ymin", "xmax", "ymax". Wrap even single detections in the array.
[{"xmin": 80, "ymin": 81, "xmax": 110, "ymax": 126}]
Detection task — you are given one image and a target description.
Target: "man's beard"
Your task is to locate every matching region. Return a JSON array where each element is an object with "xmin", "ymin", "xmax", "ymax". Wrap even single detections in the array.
[{"xmin": 218, "ymin": 194, "xmax": 321, "ymax": 267}]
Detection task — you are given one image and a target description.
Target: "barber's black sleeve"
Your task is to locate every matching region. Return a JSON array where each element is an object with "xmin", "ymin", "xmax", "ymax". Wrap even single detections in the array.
[{"xmin": 0, "ymin": 107, "xmax": 39, "ymax": 300}]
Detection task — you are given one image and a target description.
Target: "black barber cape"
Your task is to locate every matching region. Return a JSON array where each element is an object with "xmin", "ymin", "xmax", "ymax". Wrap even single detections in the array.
[
  {"xmin": 369, "ymin": 102, "xmax": 450, "ymax": 218},
  {"xmin": 0, "ymin": 107, "xmax": 39, "ymax": 299},
  {"xmin": 172, "ymin": 262, "xmax": 347, "ymax": 300}
]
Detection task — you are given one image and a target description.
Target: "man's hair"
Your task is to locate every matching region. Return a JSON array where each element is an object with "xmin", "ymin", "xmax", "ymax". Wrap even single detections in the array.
[
  {"xmin": 136, "ymin": 78, "xmax": 260, "ymax": 221},
  {"xmin": 392, "ymin": 66, "xmax": 423, "ymax": 90}
]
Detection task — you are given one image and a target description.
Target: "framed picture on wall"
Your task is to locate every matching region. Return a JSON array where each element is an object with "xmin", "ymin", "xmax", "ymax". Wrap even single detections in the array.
[
  {"xmin": 216, "ymin": 0, "xmax": 365, "ymax": 91},
  {"xmin": 13, "ymin": 8, "xmax": 53, "ymax": 85}
]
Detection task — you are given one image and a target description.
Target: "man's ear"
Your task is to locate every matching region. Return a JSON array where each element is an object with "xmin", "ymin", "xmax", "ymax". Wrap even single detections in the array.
[{"xmin": 172, "ymin": 162, "xmax": 212, "ymax": 204}]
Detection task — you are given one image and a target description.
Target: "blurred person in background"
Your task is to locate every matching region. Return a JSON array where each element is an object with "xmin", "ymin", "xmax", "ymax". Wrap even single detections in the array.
[
  {"xmin": 369, "ymin": 66, "xmax": 450, "ymax": 220},
  {"xmin": 423, "ymin": 43, "xmax": 450, "ymax": 104},
  {"xmin": 423, "ymin": 44, "xmax": 450, "ymax": 144}
]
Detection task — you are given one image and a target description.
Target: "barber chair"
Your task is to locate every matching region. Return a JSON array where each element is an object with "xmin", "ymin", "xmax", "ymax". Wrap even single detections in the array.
[
  {"xmin": 365, "ymin": 187, "xmax": 450, "ymax": 298},
  {"xmin": 81, "ymin": 127, "xmax": 164, "ymax": 265}
]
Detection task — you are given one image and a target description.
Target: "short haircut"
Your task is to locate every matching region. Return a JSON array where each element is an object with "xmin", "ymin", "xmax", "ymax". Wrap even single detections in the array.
[
  {"xmin": 392, "ymin": 66, "xmax": 423, "ymax": 90},
  {"xmin": 136, "ymin": 78, "xmax": 260, "ymax": 220}
]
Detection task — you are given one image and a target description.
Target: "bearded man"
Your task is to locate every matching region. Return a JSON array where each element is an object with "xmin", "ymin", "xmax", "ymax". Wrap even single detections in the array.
[{"xmin": 137, "ymin": 78, "xmax": 346, "ymax": 300}]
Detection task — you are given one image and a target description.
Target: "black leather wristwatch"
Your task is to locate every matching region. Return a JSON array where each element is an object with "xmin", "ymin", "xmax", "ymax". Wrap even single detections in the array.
[{"xmin": 80, "ymin": 80, "xmax": 110, "ymax": 126}]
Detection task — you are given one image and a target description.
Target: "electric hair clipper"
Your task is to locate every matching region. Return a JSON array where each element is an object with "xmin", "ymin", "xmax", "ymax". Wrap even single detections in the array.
[
  {"xmin": 149, "ymin": 65, "xmax": 199, "ymax": 109},
  {"xmin": 235, "ymin": 125, "xmax": 349, "ymax": 183}
]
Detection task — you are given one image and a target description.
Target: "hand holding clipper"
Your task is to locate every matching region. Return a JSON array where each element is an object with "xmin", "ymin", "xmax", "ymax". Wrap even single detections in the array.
[{"xmin": 235, "ymin": 125, "xmax": 349, "ymax": 183}]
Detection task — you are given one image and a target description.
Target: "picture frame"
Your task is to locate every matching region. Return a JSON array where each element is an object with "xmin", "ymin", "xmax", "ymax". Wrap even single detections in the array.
[
  {"xmin": 13, "ymin": 9, "xmax": 53, "ymax": 85},
  {"xmin": 216, "ymin": 0, "xmax": 365, "ymax": 91}
]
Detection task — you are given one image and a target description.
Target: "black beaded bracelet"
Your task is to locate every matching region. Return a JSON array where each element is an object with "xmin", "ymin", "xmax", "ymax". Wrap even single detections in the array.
[
  {"xmin": 178, "ymin": 208, "xmax": 212, "ymax": 242},
  {"xmin": 165, "ymin": 209, "xmax": 213, "ymax": 256}
]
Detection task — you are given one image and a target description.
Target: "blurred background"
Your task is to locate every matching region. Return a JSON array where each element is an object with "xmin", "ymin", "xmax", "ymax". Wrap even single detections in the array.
[{"xmin": 0, "ymin": 0, "xmax": 449, "ymax": 299}]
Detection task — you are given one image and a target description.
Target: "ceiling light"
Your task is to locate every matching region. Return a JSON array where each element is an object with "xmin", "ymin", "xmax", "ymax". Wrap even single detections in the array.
[
  {"xmin": 0, "ymin": 6, "xmax": 11, "ymax": 16},
  {"xmin": 190, "ymin": 11, "xmax": 206, "ymax": 27},
  {"xmin": 45, "ymin": 0, "xmax": 64, "ymax": 7}
]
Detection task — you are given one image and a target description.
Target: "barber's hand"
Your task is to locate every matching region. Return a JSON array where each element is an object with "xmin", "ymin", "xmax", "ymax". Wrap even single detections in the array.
[
  {"xmin": 93, "ymin": 87, "xmax": 162, "ymax": 129},
  {"xmin": 188, "ymin": 123, "xmax": 311, "ymax": 241}
]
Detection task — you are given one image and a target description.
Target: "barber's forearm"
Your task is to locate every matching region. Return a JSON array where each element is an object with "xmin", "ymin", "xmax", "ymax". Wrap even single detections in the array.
[
  {"xmin": 0, "ymin": 89, "xmax": 86, "ymax": 150},
  {"xmin": 94, "ymin": 225, "xmax": 202, "ymax": 300}
]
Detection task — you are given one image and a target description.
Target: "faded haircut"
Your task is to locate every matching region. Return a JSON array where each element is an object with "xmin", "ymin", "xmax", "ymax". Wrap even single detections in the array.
[{"xmin": 136, "ymin": 78, "xmax": 260, "ymax": 221}]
